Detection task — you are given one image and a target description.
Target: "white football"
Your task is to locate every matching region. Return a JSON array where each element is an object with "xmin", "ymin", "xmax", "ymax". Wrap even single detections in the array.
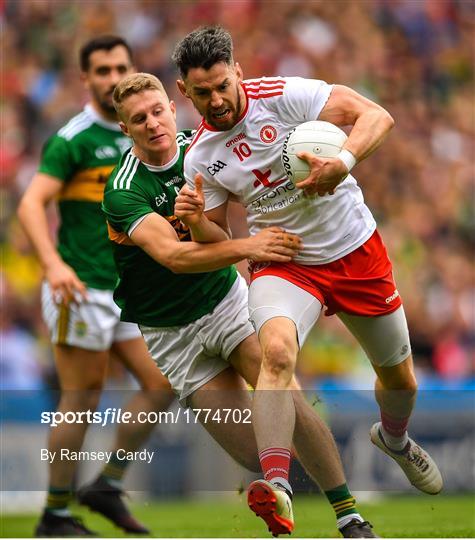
[{"xmin": 281, "ymin": 120, "xmax": 348, "ymax": 184}]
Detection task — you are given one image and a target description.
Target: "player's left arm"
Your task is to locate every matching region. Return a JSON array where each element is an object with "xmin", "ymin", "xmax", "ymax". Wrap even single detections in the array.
[
  {"xmin": 297, "ymin": 85, "xmax": 394, "ymax": 196},
  {"xmin": 318, "ymin": 84, "xmax": 394, "ymax": 163}
]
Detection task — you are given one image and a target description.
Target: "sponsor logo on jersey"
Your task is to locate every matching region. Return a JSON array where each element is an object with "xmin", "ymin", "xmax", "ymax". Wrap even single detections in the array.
[
  {"xmin": 250, "ymin": 180, "xmax": 303, "ymax": 215},
  {"xmin": 165, "ymin": 176, "xmax": 183, "ymax": 187},
  {"xmin": 207, "ymin": 160, "xmax": 227, "ymax": 176},
  {"xmin": 155, "ymin": 194, "xmax": 168, "ymax": 208},
  {"xmin": 259, "ymin": 125, "xmax": 277, "ymax": 143},
  {"xmin": 225, "ymin": 132, "xmax": 247, "ymax": 147},
  {"xmin": 385, "ymin": 289, "xmax": 399, "ymax": 303},
  {"xmin": 95, "ymin": 146, "xmax": 118, "ymax": 159}
]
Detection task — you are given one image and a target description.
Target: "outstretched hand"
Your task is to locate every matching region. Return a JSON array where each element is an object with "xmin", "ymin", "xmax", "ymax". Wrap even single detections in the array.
[
  {"xmin": 295, "ymin": 151, "xmax": 348, "ymax": 197},
  {"xmin": 247, "ymin": 227, "xmax": 302, "ymax": 263},
  {"xmin": 175, "ymin": 173, "xmax": 205, "ymax": 226}
]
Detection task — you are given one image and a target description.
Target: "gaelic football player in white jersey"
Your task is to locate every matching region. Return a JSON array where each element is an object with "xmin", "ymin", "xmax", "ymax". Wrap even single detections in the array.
[
  {"xmin": 173, "ymin": 25, "xmax": 443, "ymax": 536},
  {"xmin": 105, "ymin": 72, "xmax": 379, "ymax": 538}
]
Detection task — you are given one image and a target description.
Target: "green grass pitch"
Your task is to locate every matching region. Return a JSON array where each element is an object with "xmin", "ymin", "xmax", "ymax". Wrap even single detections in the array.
[{"xmin": 1, "ymin": 494, "xmax": 474, "ymax": 537}]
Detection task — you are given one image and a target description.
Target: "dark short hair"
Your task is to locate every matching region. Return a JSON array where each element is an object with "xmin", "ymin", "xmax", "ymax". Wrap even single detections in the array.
[
  {"xmin": 79, "ymin": 35, "xmax": 133, "ymax": 72},
  {"xmin": 172, "ymin": 26, "xmax": 233, "ymax": 79}
]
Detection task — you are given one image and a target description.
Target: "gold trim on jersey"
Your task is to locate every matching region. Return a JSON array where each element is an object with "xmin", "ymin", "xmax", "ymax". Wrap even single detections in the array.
[
  {"xmin": 58, "ymin": 166, "xmax": 115, "ymax": 203},
  {"xmin": 107, "ymin": 223, "xmax": 135, "ymax": 246},
  {"xmin": 57, "ymin": 302, "xmax": 70, "ymax": 345},
  {"xmin": 164, "ymin": 215, "xmax": 190, "ymax": 240}
]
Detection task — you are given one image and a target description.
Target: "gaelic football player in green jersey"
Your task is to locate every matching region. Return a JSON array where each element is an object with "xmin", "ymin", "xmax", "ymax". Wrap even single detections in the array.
[
  {"xmin": 103, "ymin": 72, "xmax": 377, "ymax": 537},
  {"xmin": 17, "ymin": 37, "xmax": 174, "ymax": 537}
]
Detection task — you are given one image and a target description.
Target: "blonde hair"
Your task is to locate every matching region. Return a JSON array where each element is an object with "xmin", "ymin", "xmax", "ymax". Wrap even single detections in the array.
[{"xmin": 113, "ymin": 73, "xmax": 168, "ymax": 118}]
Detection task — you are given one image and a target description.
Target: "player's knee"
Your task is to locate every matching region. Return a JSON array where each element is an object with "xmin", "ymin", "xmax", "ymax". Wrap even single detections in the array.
[
  {"xmin": 59, "ymin": 389, "xmax": 101, "ymax": 412},
  {"xmin": 379, "ymin": 369, "xmax": 418, "ymax": 394},
  {"xmin": 402, "ymin": 374, "xmax": 418, "ymax": 394},
  {"xmin": 262, "ymin": 340, "xmax": 296, "ymax": 382}
]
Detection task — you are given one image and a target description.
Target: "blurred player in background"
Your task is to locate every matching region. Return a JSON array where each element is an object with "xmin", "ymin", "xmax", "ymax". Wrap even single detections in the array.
[
  {"xmin": 17, "ymin": 36, "xmax": 173, "ymax": 537},
  {"xmin": 103, "ymin": 72, "xmax": 378, "ymax": 538},
  {"xmin": 173, "ymin": 25, "xmax": 443, "ymax": 537}
]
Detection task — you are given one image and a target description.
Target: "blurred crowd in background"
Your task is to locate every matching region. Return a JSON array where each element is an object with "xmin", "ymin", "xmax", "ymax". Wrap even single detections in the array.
[{"xmin": 1, "ymin": 0, "xmax": 474, "ymax": 390}]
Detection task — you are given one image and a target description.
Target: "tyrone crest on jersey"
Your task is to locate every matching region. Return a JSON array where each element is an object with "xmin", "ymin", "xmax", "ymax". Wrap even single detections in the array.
[{"xmin": 260, "ymin": 125, "xmax": 278, "ymax": 144}]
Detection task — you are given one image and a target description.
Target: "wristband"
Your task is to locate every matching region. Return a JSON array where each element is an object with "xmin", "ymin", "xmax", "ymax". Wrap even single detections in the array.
[{"xmin": 337, "ymin": 149, "xmax": 357, "ymax": 173}]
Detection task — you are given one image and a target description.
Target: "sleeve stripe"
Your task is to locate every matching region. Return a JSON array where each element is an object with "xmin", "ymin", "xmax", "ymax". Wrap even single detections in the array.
[
  {"xmin": 244, "ymin": 77, "xmax": 286, "ymax": 86},
  {"xmin": 248, "ymin": 91, "xmax": 284, "ymax": 99},
  {"xmin": 113, "ymin": 152, "xmax": 133, "ymax": 190},
  {"xmin": 125, "ymin": 158, "xmax": 141, "ymax": 190},
  {"xmin": 57, "ymin": 112, "xmax": 87, "ymax": 134},
  {"xmin": 58, "ymin": 115, "xmax": 92, "ymax": 140}
]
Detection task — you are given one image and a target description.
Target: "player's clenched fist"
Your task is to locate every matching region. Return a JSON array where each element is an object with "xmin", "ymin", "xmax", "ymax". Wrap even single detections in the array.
[
  {"xmin": 175, "ymin": 173, "xmax": 205, "ymax": 226},
  {"xmin": 246, "ymin": 227, "xmax": 302, "ymax": 262}
]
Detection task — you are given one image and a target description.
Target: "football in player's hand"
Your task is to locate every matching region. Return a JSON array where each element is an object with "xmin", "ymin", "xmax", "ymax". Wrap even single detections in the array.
[{"xmin": 281, "ymin": 120, "xmax": 348, "ymax": 184}]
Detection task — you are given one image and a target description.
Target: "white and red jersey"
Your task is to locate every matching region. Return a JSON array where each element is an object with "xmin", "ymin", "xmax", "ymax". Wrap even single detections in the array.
[{"xmin": 184, "ymin": 76, "xmax": 376, "ymax": 264}]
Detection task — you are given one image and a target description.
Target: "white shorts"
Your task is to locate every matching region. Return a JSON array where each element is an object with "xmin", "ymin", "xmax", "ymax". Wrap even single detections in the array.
[
  {"xmin": 248, "ymin": 276, "xmax": 411, "ymax": 368},
  {"xmin": 139, "ymin": 275, "xmax": 254, "ymax": 405},
  {"xmin": 41, "ymin": 282, "xmax": 141, "ymax": 352}
]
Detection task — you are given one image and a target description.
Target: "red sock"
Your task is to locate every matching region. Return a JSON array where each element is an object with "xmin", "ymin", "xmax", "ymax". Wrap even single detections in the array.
[
  {"xmin": 259, "ymin": 447, "xmax": 291, "ymax": 482},
  {"xmin": 381, "ymin": 411, "xmax": 409, "ymax": 438}
]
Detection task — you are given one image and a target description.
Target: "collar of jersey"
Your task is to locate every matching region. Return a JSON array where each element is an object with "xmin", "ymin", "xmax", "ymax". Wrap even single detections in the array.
[
  {"xmin": 84, "ymin": 103, "xmax": 122, "ymax": 132},
  {"xmin": 201, "ymin": 82, "xmax": 249, "ymax": 132},
  {"xmin": 132, "ymin": 146, "xmax": 180, "ymax": 172}
]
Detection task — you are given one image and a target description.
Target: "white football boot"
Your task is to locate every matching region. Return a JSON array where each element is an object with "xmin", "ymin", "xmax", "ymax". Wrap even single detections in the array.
[{"xmin": 370, "ymin": 422, "xmax": 443, "ymax": 494}]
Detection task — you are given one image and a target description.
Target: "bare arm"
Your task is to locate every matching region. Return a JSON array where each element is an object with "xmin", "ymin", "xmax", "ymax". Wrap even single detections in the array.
[
  {"xmin": 296, "ymin": 84, "xmax": 394, "ymax": 196},
  {"xmin": 319, "ymin": 84, "xmax": 394, "ymax": 162},
  {"xmin": 130, "ymin": 212, "xmax": 301, "ymax": 274},
  {"xmin": 17, "ymin": 173, "xmax": 87, "ymax": 303}
]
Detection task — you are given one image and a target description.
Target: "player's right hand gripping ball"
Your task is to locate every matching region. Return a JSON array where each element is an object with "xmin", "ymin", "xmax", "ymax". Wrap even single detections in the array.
[{"xmin": 281, "ymin": 120, "xmax": 348, "ymax": 185}]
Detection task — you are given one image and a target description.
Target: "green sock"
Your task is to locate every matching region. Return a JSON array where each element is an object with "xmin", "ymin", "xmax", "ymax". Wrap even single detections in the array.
[
  {"xmin": 101, "ymin": 451, "xmax": 130, "ymax": 486},
  {"xmin": 46, "ymin": 486, "xmax": 72, "ymax": 515},
  {"xmin": 325, "ymin": 483, "xmax": 358, "ymax": 519}
]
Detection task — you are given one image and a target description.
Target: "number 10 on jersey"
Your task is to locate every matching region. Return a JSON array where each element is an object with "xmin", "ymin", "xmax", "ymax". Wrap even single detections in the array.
[{"xmin": 232, "ymin": 142, "xmax": 252, "ymax": 161}]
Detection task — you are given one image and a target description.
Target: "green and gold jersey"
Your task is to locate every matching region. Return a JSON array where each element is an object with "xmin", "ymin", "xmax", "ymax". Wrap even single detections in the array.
[
  {"xmin": 38, "ymin": 104, "xmax": 131, "ymax": 289},
  {"xmin": 102, "ymin": 131, "xmax": 237, "ymax": 327}
]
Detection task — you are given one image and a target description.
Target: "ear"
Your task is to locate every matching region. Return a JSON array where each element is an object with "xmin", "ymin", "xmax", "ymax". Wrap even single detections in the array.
[
  {"xmin": 235, "ymin": 62, "xmax": 243, "ymax": 82},
  {"xmin": 80, "ymin": 71, "xmax": 89, "ymax": 89},
  {"xmin": 119, "ymin": 121, "xmax": 130, "ymax": 137},
  {"xmin": 169, "ymin": 100, "xmax": 177, "ymax": 119},
  {"xmin": 176, "ymin": 79, "xmax": 188, "ymax": 98}
]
